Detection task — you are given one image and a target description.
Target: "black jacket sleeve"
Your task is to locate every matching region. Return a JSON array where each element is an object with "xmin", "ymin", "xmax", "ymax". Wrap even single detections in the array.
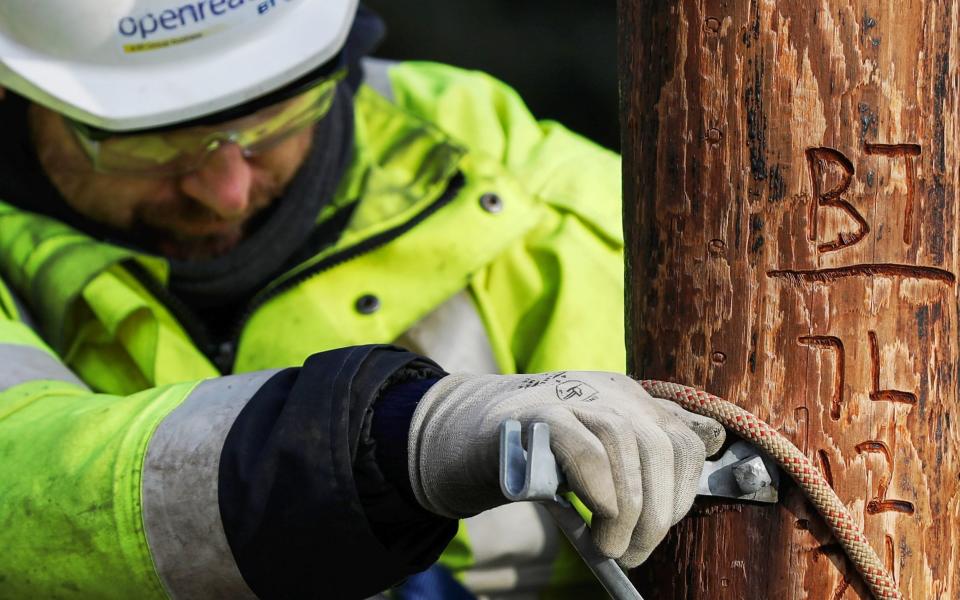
[{"xmin": 218, "ymin": 345, "xmax": 456, "ymax": 599}]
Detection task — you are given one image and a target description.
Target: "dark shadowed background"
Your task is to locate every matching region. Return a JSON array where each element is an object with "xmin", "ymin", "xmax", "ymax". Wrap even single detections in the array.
[{"xmin": 364, "ymin": 1, "xmax": 620, "ymax": 151}]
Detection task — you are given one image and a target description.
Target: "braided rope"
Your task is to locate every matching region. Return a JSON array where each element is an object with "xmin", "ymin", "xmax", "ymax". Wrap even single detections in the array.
[{"xmin": 640, "ymin": 380, "xmax": 902, "ymax": 600}]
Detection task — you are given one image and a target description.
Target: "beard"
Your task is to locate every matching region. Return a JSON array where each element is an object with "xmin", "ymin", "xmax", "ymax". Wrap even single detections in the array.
[
  {"xmin": 130, "ymin": 184, "xmax": 281, "ymax": 261},
  {"xmin": 152, "ymin": 227, "xmax": 245, "ymax": 261}
]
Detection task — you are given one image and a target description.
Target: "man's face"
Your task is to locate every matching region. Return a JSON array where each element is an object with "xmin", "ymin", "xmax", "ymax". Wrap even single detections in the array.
[{"xmin": 27, "ymin": 103, "xmax": 315, "ymax": 260}]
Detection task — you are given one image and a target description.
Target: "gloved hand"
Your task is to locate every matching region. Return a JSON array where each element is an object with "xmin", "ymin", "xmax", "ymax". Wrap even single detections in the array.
[{"xmin": 407, "ymin": 371, "xmax": 726, "ymax": 567}]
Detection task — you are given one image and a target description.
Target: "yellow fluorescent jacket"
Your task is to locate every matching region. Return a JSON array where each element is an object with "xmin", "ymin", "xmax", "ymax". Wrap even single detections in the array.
[{"xmin": 0, "ymin": 61, "xmax": 624, "ymax": 598}]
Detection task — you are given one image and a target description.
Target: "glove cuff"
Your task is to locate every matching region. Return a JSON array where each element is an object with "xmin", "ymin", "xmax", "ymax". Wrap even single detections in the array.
[{"xmin": 406, "ymin": 373, "xmax": 507, "ymax": 518}]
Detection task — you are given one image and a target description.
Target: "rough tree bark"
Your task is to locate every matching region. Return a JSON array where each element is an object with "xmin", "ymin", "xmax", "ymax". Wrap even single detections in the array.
[{"xmin": 621, "ymin": 1, "xmax": 959, "ymax": 598}]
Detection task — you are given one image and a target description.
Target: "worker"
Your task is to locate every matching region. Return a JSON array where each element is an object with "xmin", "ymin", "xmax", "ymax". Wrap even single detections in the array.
[{"xmin": 0, "ymin": 1, "xmax": 726, "ymax": 598}]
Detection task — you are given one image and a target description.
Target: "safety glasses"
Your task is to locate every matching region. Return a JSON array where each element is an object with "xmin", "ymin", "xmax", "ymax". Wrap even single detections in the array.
[{"xmin": 66, "ymin": 69, "xmax": 347, "ymax": 177}]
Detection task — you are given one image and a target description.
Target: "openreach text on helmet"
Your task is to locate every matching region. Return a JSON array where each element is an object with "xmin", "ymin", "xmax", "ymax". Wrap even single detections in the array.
[{"xmin": 118, "ymin": 0, "xmax": 293, "ymax": 40}]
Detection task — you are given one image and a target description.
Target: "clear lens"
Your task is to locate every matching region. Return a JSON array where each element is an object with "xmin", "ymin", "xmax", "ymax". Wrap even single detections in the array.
[{"xmin": 70, "ymin": 73, "xmax": 343, "ymax": 177}]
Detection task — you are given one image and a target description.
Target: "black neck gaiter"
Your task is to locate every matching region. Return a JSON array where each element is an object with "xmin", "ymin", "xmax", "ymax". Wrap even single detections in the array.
[{"xmin": 168, "ymin": 83, "xmax": 354, "ymax": 308}]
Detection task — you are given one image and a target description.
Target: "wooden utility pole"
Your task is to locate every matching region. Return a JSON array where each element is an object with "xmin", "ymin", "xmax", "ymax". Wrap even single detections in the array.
[{"xmin": 621, "ymin": 1, "xmax": 959, "ymax": 598}]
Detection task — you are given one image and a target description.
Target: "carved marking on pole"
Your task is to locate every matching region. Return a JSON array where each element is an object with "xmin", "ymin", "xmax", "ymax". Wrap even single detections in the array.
[
  {"xmin": 854, "ymin": 440, "xmax": 917, "ymax": 515},
  {"xmin": 813, "ymin": 543, "xmax": 853, "ymax": 600},
  {"xmin": 791, "ymin": 328, "xmax": 916, "ymax": 589},
  {"xmin": 773, "ymin": 142, "xmax": 954, "ymax": 287},
  {"xmin": 817, "ymin": 449, "xmax": 835, "ymax": 488},
  {"xmin": 885, "ymin": 535, "xmax": 897, "ymax": 583},
  {"xmin": 831, "ymin": 576, "xmax": 852, "ymax": 600},
  {"xmin": 798, "ymin": 336, "xmax": 845, "ymax": 420},
  {"xmin": 806, "ymin": 147, "xmax": 868, "ymax": 252},
  {"xmin": 806, "ymin": 144, "xmax": 922, "ymax": 251},
  {"xmin": 767, "ymin": 264, "xmax": 956, "ymax": 284},
  {"xmin": 864, "ymin": 143, "xmax": 922, "ymax": 245},
  {"xmin": 772, "ymin": 141, "xmax": 936, "ymax": 595},
  {"xmin": 868, "ymin": 331, "xmax": 918, "ymax": 407}
]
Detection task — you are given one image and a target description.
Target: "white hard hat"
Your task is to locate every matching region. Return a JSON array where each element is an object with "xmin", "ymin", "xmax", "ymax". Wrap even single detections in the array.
[{"xmin": 0, "ymin": 0, "xmax": 358, "ymax": 131}]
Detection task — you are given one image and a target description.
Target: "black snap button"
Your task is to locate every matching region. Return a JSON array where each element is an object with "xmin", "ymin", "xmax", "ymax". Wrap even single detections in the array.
[
  {"xmin": 355, "ymin": 294, "xmax": 381, "ymax": 315},
  {"xmin": 479, "ymin": 193, "xmax": 504, "ymax": 214}
]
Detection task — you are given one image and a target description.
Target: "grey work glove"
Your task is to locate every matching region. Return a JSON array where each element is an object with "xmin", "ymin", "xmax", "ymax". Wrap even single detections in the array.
[{"xmin": 407, "ymin": 371, "xmax": 726, "ymax": 567}]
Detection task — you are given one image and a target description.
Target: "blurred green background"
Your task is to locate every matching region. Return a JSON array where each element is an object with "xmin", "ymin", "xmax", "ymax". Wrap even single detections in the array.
[{"xmin": 364, "ymin": 1, "xmax": 619, "ymax": 151}]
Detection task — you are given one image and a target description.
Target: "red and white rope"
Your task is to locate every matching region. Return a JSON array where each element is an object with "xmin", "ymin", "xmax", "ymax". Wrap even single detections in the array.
[{"xmin": 640, "ymin": 380, "xmax": 902, "ymax": 600}]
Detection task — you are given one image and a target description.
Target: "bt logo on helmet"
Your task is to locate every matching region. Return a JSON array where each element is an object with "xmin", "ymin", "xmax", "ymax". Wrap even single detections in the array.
[{"xmin": 118, "ymin": 0, "xmax": 293, "ymax": 42}]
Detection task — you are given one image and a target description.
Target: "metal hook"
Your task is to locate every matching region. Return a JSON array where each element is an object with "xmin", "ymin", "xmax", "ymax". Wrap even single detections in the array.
[
  {"xmin": 497, "ymin": 419, "xmax": 780, "ymax": 599},
  {"xmin": 499, "ymin": 420, "xmax": 563, "ymax": 502},
  {"xmin": 498, "ymin": 419, "xmax": 644, "ymax": 600}
]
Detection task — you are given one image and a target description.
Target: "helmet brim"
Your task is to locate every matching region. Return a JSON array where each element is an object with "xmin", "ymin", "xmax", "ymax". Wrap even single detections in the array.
[{"xmin": 0, "ymin": 0, "xmax": 357, "ymax": 131}]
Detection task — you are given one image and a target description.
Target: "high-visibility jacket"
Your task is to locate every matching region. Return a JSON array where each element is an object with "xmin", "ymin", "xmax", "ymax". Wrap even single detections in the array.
[{"xmin": 0, "ymin": 60, "xmax": 624, "ymax": 598}]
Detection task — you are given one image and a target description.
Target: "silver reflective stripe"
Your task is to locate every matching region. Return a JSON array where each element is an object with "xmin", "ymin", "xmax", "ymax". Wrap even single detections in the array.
[
  {"xmin": 0, "ymin": 344, "xmax": 88, "ymax": 392},
  {"xmin": 461, "ymin": 503, "xmax": 561, "ymax": 595},
  {"xmin": 362, "ymin": 57, "xmax": 397, "ymax": 102},
  {"xmin": 142, "ymin": 370, "xmax": 280, "ymax": 600},
  {"xmin": 394, "ymin": 291, "xmax": 500, "ymax": 374}
]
